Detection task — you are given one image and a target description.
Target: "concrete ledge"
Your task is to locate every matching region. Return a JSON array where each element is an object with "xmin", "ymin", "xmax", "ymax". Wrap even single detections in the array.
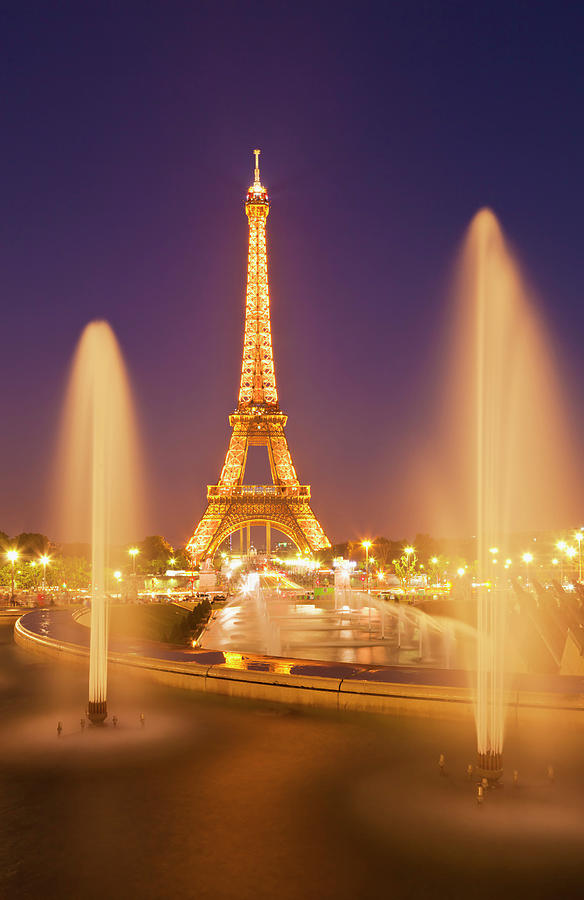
[
  {"xmin": 205, "ymin": 663, "xmax": 343, "ymax": 709},
  {"xmin": 338, "ymin": 677, "xmax": 475, "ymax": 719},
  {"xmin": 13, "ymin": 612, "xmax": 584, "ymax": 721}
]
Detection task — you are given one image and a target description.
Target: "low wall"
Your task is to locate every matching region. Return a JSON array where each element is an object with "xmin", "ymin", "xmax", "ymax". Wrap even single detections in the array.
[{"xmin": 14, "ymin": 614, "xmax": 584, "ymax": 724}]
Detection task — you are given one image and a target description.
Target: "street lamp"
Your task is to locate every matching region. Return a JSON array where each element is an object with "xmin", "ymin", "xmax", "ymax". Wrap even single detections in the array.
[
  {"xmin": 40, "ymin": 555, "xmax": 50, "ymax": 591},
  {"xmin": 522, "ymin": 552, "xmax": 533, "ymax": 587},
  {"xmin": 361, "ymin": 541, "xmax": 372, "ymax": 593},
  {"xmin": 430, "ymin": 556, "xmax": 439, "ymax": 587},
  {"xmin": 575, "ymin": 532, "xmax": 583, "ymax": 583},
  {"xmin": 565, "ymin": 546, "xmax": 577, "ymax": 582},
  {"xmin": 128, "ymin": 547, "xmax": 139, "ymax": 574},
  {"xmin": 6, "ymin": 550, "xmax": 19, "ymax": 604},
  {"xmin": 556, "ymin": 541, "xmax": 567, "ymax": 583},
  {"xmin": 113, "ymin": 570, "xmax": 122, "ymax": 597}
]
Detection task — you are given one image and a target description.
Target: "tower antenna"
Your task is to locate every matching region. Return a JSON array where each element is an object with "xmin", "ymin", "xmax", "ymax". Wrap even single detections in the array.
[{"xmin": 254, "ymin": 148, "xmax": 261, "ymax": 184}]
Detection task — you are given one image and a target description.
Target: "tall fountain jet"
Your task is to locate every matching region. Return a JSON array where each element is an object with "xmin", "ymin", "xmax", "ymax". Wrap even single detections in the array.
[
  {"xmin": 457, "ymin": 209, "xmax": 578, "ymax": 778},
  {"xmin": 57, "ymin": 321, "xmax": 143, "ymax": 724}
]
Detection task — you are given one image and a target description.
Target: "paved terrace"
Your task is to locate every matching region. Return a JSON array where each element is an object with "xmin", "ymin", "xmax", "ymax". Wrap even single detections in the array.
[{"xmin": 14, "ymin": 608, "xmax": 584, "ymax": 718}]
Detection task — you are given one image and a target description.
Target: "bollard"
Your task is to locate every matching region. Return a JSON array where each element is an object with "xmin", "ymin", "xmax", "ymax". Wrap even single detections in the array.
[
  {"xmin": 477, "ymin": 784, "xmax": 484, "ymax": 805},
  {"xmin": 140, "ymin": 713, "xmax": 145, "ymax": 727},
  {"xmin": 466, "ymin": 764, "xmax": 473, "ymax": 780},
  {"xmin": 57, "ymin": 721, "xmax": 63, "ymax": 737},
  {"xmin": 439, "ymin": 753, "xmax": 446, "ymax": 775},
  {"xmin": 512, "ymin": 769, "xmax": 519, "ymax": 787}
]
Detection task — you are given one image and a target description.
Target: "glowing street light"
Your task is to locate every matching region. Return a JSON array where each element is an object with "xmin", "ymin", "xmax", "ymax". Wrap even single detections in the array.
[
  {"xmin": 573, "ymin": 532, "xmax": 583, "ymax": 580},
  {"xmin": 522, "ymin": 552, "xmax": 533, "ymax": 587},
  {"xmin": 362, "ymin": 540, "xmax": 372, "ymax": 593},
  {"xmin": 128, "ymin": 547, "xmax": 139, "ymax": 574},
  {"xmin": 6, "ymin": 550, "xmax": 19, "ymax": 604},
  {"xmin": 565, "ymin": 545, "xmax": 577, "ymax": 581},
  {"xmin": 40, "ymin": 554, "xmax": 50, "ymax": 591},
  {"xmin": 556, "ymin": 541, "xmax": 567, "ymax": 583}
]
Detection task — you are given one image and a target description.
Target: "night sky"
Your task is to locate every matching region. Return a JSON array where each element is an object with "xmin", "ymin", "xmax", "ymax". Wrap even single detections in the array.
[{"xmin": 2, "ymin": 2, "xmax": 583, "ymax": 546}]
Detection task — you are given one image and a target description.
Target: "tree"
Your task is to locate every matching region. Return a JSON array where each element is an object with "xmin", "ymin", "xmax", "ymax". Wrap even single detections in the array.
[
  {"xmin": 393, "ymin": 547, "xmax": 418, "ymax": 595},
  {"xmin": 427, "ymin": 555, "xmax": 443, "ymax": 586},
  {"xmin": 412, "ymin": 534, "xmax": 440, "ymax": 566},
  {"xmin": 373, "ymin": 537, "xmax": 393, "ymax": 569},
  {"xmin": 140, "ymin": 535, "xmax": 174, "ymax": 562},
  {"xmin": 172, "ymin": 548, "xmax": 193, "ymax": 570},
  {"xmin": 14, "ymin": 533, "xmax": 50, "ymax": 555}
]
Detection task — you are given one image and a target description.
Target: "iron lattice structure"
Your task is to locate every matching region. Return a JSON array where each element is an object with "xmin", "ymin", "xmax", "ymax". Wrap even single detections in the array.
[{"xmin": 186, "ymin": 151, "xmax": 331, "ymax": 563}]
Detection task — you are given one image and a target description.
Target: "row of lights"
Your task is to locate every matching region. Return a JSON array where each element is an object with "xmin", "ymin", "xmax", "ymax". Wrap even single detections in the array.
[
  {"xmin": 358, "ymin": 532, "xmax": 583, "ymax": 587},
  {"xmin": 3, "ymin": 546, "xmax": 145, "ymax": 595},
  {"xmin": 3, "ymin": 550, "xmax": 51, "ymax": 598}
]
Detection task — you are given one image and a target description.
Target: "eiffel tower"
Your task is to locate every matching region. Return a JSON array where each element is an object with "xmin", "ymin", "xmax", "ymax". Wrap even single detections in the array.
[{"xmin": 186, "ymin": 151, "xmax": 331, "ymax": 563}]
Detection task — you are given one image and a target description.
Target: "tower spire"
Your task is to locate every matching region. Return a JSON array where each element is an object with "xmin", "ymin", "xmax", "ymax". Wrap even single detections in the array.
[{"xmin": 240, "ymin": 149, "xmax": 276, "ymax": 407}]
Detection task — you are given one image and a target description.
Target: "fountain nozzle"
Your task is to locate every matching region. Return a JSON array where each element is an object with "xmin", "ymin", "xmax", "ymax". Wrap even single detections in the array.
[
  {"xmin": 87, "ymin": 700, "xmax": 107, "ymax": 725},
  {"xmin": 476, "ymin": 751, "xmax": 503, "ymax": 783}
]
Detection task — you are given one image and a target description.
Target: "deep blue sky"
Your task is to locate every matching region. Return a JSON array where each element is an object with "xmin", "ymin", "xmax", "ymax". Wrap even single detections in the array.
[{"xmin": 1, "ymin": 1, "xmax": 583, "ymax": 545}]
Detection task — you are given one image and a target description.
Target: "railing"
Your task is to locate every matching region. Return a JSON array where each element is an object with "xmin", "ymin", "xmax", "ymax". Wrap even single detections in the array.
[{"xmin": 207, "ymin": 484, "xmax": 311, "ymax": 500}]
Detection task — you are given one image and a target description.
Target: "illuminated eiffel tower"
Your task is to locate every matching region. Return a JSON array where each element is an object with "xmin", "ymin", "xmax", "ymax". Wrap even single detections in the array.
[{"xmin": 186, "ymin": 151, "xmax": 331, "ymax": 563}]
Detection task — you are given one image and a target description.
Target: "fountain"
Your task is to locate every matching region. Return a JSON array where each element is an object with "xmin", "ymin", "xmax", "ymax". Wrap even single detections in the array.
[
  {"xmin": 56, "ymin": 321, "xmax": 142, "ymax": 724},
  {"xmin": 456, "ymin": 209, "xmax": 579, "ymax": 778}
]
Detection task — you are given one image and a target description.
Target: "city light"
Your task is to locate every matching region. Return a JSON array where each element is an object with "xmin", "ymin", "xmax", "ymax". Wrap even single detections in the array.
[
  {"xmin": 361, "ymin": 540, "xmax": 372, "ymax": 592},
  {"xmin": 522, "ymin": 552, "xmax": 533, "ymax": 586},
  {"xmin": 40, "ymin": 554, "xmax": 50, "ymax": 590},
  {"xmin": 576, "ymin": 531, "xmax": 583, "ymax": 581},
  {"xmin": 6, "ymin": 550, "xmax": 19, "ymax": 602},
  {"xmin": 129, "ymin": 547, "xmax": 139, "ymax": 574}
]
